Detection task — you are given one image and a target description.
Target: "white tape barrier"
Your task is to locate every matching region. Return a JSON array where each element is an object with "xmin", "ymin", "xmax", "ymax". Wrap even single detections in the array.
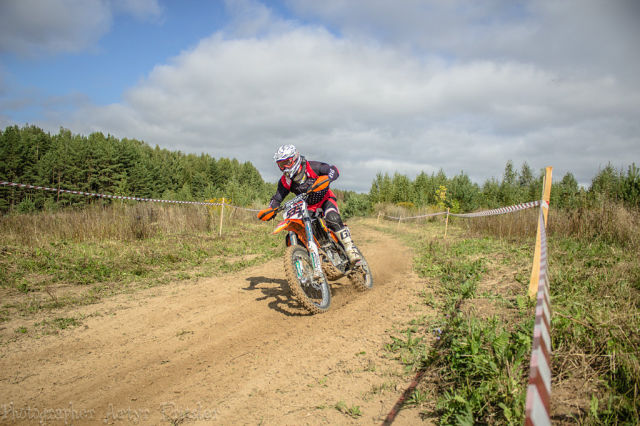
[
  {"xmin": 525, "ymin": 207, "xmax": 552, "ymax": 426},
  {"xmin": 384, "ymin": 211, "xmax": 447, "ymax": 221},
  {"xmin": 383, "ymin": 200, "xmax": 541, "ymax": 222},
  {"xmin": 449, "ymin": 200, "xmax": 541, "ymax": 217},
  {"xmin": 0, "ymin": 181, "xmax": 261, "ymax": 212}
]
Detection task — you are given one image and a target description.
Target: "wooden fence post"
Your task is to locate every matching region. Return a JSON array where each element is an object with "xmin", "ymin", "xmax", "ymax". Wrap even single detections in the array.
[
  {"xmin": 219, "ymin": 197, "xmax": 225, "ymax": 237},
  {"xmin": 444, "ymin": 208, "xmax": 450, "ymax": 239},
  {"xmin": 528, "ymin": 166, "xmax": 553, "ymax": 299}
]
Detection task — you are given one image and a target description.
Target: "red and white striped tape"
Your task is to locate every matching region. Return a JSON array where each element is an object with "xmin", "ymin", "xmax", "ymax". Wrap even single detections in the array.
[
  {"xmin": 383, "ymin": 200, "xmax": 541, "ymax": 221},
  {"xmin": 525, "ymin": 207, "xmax": 552, "ymax": 426},
  {"xmin": 449, "ymin": 200, "xmax": 541, "ymax": 218},
  {"xmin": 0, "ymin": 181, "xmax": 261, "ymax": 212}
]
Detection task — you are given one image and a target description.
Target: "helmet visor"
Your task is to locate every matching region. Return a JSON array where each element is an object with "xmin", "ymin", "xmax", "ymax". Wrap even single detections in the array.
[{"xmin": 277, "ymin": 157, "xmax": 296, "ymax": 171}]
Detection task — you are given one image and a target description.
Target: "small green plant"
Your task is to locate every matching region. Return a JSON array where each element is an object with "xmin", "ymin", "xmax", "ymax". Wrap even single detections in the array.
[
  {"xmin": 407, "ymin": 388, "xmax": 428, "ymax": 406},
  {"xmin": 53, "ymin": 317, "xmax": 80, "ymax": 329},
  {"xmin": 335, "ymin": 401, "xmax": 362, "ymax": 418},
  {"xmin": 17, "ymin": 281, "xmax": 30, "ymax": 294},
  {"xmin": 308, "ymin": 376, "xmax": 328, "ymax": 388},
  {"xmin": 347, "ymin": 405, "xmax": 362, "ymax": 418}
]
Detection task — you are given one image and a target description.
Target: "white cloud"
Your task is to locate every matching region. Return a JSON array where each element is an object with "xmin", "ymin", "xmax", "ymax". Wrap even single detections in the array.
[
  {"xmin": 0, "ymin": 0, "xmax": 163, "ymax": 55},
  {"xmin": 287, "ymin": 0, "xmax": 640, "ymax": 85},
  {"xmin": 69, "ymin": 9, "xmax": 639, "ymax": 192}
]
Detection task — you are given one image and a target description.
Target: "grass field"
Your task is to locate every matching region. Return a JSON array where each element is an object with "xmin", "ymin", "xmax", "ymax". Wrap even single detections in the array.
[
  {"xmin": 381, "ymin": 205, "xmax": 639, "ymax": 424},
  {"xmin": 1, "ymin": 201, "xmax": 638, "ymax": 423},
  {"xmin": 0, "ymin": 203, "xmax": 281, "ymax": 330}
]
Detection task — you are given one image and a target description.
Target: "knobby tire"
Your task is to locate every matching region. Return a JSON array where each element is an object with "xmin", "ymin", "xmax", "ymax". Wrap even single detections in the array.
[
  {"xmin": 348, "ymin": 247, "xmax": 374, "ymax": 291},
  {"xmin": 284, "ymin": 244, "xmax": 331, "ymax": 314}
]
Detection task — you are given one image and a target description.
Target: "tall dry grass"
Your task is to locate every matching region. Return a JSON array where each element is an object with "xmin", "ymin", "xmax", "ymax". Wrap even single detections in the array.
[
  {"xmin": 462, "ymin": 201, "xmax": 640, "ymax": 249},
  {"xmin": 456, "ymin": 208, "xmax": 539, "ymax": 240},
  {"xmin": 374, "ymin": 202, "xmax": 446, "ymax": 223},
  {"xmin": 0, "ymin": 202, "xmax": 259, "ymax": 245},
  {"xmin": 549, "ymin": 202, "xmax": 640, "ymax": 248}
]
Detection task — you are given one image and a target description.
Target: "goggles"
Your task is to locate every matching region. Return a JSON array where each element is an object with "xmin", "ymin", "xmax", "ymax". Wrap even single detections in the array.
[{"xmin": 277, "ymin": 157, "xmax": 296, "ymax": 171}]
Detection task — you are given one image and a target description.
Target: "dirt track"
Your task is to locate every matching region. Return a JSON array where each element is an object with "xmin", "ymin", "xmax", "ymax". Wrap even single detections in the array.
[{"xmin": 1, "ymin": 220, "xmax": 435, "ymax": 425}]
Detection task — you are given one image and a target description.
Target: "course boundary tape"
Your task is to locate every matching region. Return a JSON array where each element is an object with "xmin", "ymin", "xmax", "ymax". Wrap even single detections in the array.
[
  {"xmin": 449, "ymin": 200, "xmax": 541, "ymax": 217},
  {"xmin": 384, "ymin": 211, "xmax": 446, "ymax": 220},
  {"xmin": 0, "ymin": 181, "xmax": 260, "ymax": 212},
  {"xmin": 382, "ymin": 200, "xmax": 541, "ymax": 222}
]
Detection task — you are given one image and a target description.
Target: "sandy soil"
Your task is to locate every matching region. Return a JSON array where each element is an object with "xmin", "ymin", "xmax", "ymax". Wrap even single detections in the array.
[{"xmin": 0, "ymin": 220, "xmax": 436, "ymax": 425}]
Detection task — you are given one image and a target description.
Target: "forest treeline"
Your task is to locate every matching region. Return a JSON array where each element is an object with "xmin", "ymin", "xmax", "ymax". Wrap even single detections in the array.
[
  {"xmin": 1, "ymin": 125, "xmax": 639, "ymax": 215},
  {"xmin": 0, "ymin": 125, "xmax": 276, "ymax": 213},
  {"xmin": 362, "ymin": 160, "xmax": 640, "ymax": 214}
]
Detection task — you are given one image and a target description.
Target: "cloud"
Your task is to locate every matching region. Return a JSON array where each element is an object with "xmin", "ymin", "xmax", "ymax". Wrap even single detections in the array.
[
  {"xmin": 0, "ymin": 0, "xmax": 163, "ymax": 55},
  {"xmin": 286, "ymin": 0, "xmax": 640, "ymax": 81},
  {"xmin": 68, "ymin": 4, "xmax": 639, "ymax": 192}
]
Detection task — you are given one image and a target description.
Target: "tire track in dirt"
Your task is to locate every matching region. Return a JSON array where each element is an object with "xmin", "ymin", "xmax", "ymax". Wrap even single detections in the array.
[{"xmin": 0, "ymin": 219, "xmax": 435, "ymax": 425}]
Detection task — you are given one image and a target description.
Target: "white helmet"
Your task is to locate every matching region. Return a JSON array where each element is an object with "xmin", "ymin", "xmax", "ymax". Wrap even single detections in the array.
[{"xmin": 273, "ymin": 144, "xmax": 304, "ymax": 181}]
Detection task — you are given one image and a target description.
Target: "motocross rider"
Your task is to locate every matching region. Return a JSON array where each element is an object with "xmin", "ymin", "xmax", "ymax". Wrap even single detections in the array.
[{"xmin": 267, "ymin": 144, "xmax": 362, "ymax": 264}]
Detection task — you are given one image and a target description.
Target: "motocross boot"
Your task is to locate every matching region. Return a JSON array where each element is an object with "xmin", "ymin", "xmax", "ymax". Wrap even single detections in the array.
[{"xmin": 336, "ymin": 227, "xmax": 362, "ymax": 264}]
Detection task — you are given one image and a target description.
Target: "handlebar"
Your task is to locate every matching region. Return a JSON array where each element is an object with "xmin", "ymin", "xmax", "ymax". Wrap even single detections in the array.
[
  {"xmin": 279, "ymin": 192, "xmax": 308, "ymax": 212},
  {"xmin": 258, "ymin": 176, "xmax": 330, "ymax": 221}
]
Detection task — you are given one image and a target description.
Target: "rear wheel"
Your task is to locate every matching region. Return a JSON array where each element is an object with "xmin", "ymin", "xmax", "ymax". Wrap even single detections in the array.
[
  {"xmin": 284, "ymin": 245, "xmax": 331, "ymax": 314},
  {"xmin": 322, "ymin": 258, "xmax": 344, "ymax": 281},
  {"xmin": 348, "ymin": 247, "xmax": 373, "ymax": 291}
]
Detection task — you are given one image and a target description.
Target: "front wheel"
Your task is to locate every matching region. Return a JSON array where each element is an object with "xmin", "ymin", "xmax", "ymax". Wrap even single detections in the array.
[
  {"xmin": 284, "ymin": 245, "xmax": 331, "ymax": 314},
  {"xmin": 348, "ymin": 247, "xmax": 373, "ymax": 291}
]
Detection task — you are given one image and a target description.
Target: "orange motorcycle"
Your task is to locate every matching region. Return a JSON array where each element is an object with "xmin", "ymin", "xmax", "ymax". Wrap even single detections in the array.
[{"xmin": 258, "ymin": 177, "xmax": 372, "ymax": 314}]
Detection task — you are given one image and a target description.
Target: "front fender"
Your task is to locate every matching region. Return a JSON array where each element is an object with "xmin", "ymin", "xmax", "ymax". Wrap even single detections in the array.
[{"xmin": 273, "ymin": 220, "xmax": 307, "ymax": 246}]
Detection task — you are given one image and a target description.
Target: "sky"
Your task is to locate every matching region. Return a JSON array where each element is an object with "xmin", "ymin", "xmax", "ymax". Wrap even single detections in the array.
[{"xmin": 1, "ymin": 0, "xmax": 639, "ymax": 192}]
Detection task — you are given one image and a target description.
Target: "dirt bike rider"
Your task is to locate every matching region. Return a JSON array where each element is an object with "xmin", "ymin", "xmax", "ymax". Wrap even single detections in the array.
[{"xmin": 265, "ymin": 144, "xmax": 362, "ymax": 264}]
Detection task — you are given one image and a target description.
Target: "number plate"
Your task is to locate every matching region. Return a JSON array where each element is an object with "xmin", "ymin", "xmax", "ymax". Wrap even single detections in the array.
[{"xmin": 284, "ymin": 201, "xmax": 305, "ymax": 219}]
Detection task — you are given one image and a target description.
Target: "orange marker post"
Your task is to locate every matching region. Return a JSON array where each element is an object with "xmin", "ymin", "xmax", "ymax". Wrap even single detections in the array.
[{"xmin": 528, "ymin": 167, "xmax": 552, "ymax": 299}]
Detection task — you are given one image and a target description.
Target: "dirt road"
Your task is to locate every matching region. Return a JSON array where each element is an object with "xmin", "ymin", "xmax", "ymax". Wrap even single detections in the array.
[{"xmin": 1, "ymin": 220, "xmax": 435, "ymax": 425}]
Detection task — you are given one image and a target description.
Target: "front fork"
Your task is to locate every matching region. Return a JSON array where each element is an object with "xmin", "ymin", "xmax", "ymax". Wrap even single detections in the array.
[{"xmin": 303, "ymin": 217, "xmax": 324, "ymax": 278}]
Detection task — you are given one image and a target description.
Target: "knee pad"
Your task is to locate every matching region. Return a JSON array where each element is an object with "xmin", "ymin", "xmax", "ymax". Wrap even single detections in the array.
[{"xmin": 324, "ymin": 210, "xmax": 344, "ymax": 231}]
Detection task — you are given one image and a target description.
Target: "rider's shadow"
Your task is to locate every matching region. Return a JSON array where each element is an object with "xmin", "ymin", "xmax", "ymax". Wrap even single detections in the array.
[{"xmin": 244, "ymin": 276, "xmax": 312, "ymax": 317}]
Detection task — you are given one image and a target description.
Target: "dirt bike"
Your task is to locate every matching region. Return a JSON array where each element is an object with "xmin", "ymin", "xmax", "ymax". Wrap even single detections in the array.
[{"xmin": 258, "ymin": 176, "xmax": 373, "ymax": 314}]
